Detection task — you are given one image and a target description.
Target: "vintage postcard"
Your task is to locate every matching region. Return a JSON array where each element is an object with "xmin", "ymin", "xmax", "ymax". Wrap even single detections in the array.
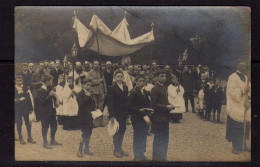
[{"xmin": 15, "ymin": 6, "xmax": 251, "ymax": 161}]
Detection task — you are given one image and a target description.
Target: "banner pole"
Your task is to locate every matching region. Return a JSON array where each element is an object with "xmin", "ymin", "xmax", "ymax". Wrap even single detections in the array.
[
  {"xmin": 95, "ymin": 29, "xmax": 106, "ymax": 95},
  {"xmin": 242, "ymin": 38, "xmax": 251, "ymax": 151}
]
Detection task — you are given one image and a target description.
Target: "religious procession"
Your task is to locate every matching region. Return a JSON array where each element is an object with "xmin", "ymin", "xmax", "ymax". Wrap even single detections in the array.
[{"xmin": 15, "ymin": 7, "xmax": 251, "ymax": 161}]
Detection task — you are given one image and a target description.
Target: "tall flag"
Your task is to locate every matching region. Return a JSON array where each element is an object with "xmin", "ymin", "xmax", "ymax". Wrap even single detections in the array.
[{"xmin": 182, "ymin": 48, "xmax": 188, "ymax": 62}]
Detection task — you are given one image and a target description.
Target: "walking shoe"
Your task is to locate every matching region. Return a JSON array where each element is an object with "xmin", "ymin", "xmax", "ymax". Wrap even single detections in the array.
[
  {"xmin": 77, "ymin": 151, "xmax": 83, "ymax": 158},
  {"xmin": 43, "ymin": 142, "xmax": 53, "ymax": 149},
  {"xmin": 113, "ymin": 151, "xmax": 122, "ymax": 158},
  {"xmin": 134, "ymin": 157, "xmax": 142, "ymax": 161},
  {"xmin": 84, "ymin": 149, "xmax": 94, "ymax": 156},
  {"xmin": 27, "ymin": 137, "xmax": 36, "ymax": 144},
  {"xmin": 120, "ymin": 150, "xmax": 129, "ymax": 156},
  {"xmin": 19, "ymin": 138, "xmax": 26, "ymax": 144},
  {"xmin": 50, "ymin": 140, "xmax": 62, "ymax": 145},
  {"xmin": 232, "ymin": 148, "xmax": 239, "ymax": 154},
  {"xmin": 192, "ymin": 110, "xmax": 195, "ymax": 113},
  {"xmin": 244, "ymin": 146, "xmax": 251, "ymax": 152},
  {"xmin": 140, "ymin": 154, "xmax": 148, "ymax": 161}
]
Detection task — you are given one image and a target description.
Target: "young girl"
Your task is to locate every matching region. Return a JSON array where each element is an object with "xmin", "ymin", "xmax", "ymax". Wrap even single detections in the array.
[
  {"xmin": 197, "ymin": 84, "xmax": 205, "ymax": 119},
  {"xmin": 168, "ymin": 72, "xmax": 185, "ymax": 123}
]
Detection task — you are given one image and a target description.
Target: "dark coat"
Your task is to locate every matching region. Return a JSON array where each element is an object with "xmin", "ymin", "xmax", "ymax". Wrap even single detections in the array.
[
  {"xmin": 15, "ymin": 86, "xmax": 33, "ymax": 113},
  {"xmin": 197, "ymin": 79, "xmax": 208, "ymax": 90},
  {"xmin": 127, "ymin": 86, "xmax": 150, "ymax": 123},
  {"xmin": 30, "ymin": 71, "xmax": 44, "ymax": 90},
  {"xmin": 50, "ymin": 68, "xmax": 63, "ymax": 87},
  {"xmin": 204, "ymin": 84, "xmax": 214, "ymax": 107},
  {"xmin": 107, "ymin": 83, "xmax": 129, "ymax": 118},
  {"xmin": 103, "ymin": 70, "xmax": 114, "ymax": 87},
  {"xmin": 38, "ymin": 87, "xmax": 56, "ymax": 119},
  {"xmin": 76, "ymin": 90, "xmax": 95, "ymax": 126},
  {"xmin": 18, "ymin": 70, "xmax": 32, "ymax": 88},
  {"xmin": 150, "ymin": 83, "xmax": 171, "ymax": 123},
  {"xmin": 212, "ymin": 85, "xmax": 224, "ymax": 107},
  {"xmin": 180, "ymin": 71, "xmax": 196, "ymax": 93}
]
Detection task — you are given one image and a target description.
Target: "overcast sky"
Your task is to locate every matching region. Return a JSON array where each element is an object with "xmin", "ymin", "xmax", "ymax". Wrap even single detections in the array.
[{"xmin": 15, "ymin": 6, "xmax": 250, "ymax": 76}]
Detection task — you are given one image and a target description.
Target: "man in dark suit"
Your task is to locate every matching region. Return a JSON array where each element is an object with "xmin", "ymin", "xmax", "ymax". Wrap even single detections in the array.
[
  {"xmin": 30, "ymin": 63, "xmax": 45, "ymax": 121},
  {"xmin": 150, "ymin": 69, "xmax": 174, "ymax": 161},
  {"xmin": 15, "ymin": 75, "xmax": 36, "ymax": 144},
  {"xmin": 76, "ymin": 78, "xmax": 95, "ymax": 158},
  {"xmin": 107, "ymin": 70, "xmax": 129, "ymax": 158},
  {"xmin": 28, "ymin": 63, "xmax": 35, "ymax": 75},
  {"xmin": 18, "ymin": 63, "xmax": 33, "ymax": 89},
  {"xmin": 38, "ymin": 74, "xmax": 61, "ymax": 149},
  {"xmin": 103, "ymin": 61, "xmax": 114, "ymax": 87},
  {"xmin": 50, "ymin": 61, "xmax": 63, "ymax": 87},
  {"xmin": 212, "ymin": 78, "xmax": 224, "ymax": 123},
  {"xmin": 181, "ymin": 65, "xmax": 196, "ymax": 113},
  {"xmin": 127, "ymin": 74, "xmax": 151, "ymax": 161}
]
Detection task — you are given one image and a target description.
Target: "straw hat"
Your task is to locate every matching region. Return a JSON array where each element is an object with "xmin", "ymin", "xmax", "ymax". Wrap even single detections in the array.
[
  {"xmin": 91, "ymin": 110, "xmax": 103, "ymax": 127},
  {"xmin": 143, "ymin": 115, "xmax": 151, "ymax": 126},
  {"xmin": 107, "ymin": 119, "xmax": 119, "ymax": 137}
]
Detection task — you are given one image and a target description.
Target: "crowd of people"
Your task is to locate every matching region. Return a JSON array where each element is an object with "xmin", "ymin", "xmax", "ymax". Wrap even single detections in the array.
[{"xmin": 15, "ymin": 58, "xmax": 250, "ymax": 161}]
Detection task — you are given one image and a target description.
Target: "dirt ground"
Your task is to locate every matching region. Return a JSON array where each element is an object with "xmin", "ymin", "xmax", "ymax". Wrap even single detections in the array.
[{"xmin": 15, "ymin": 102, "xmax": 251, "ymax": 162}]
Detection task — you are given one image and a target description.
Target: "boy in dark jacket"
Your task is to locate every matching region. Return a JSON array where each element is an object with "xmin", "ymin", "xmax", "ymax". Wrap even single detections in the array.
[
  {"xmin": 76, "ymin": 78, "xmax": 95, "ymax": 158},
  {"xmin": 15, "ymin": 75, "xmax": 35, "ymax": 144},
  {"xmin": 107, "ymin": 70, "xmax": 129, "ymax": 158},
  {"xmin": 212, "ymin": 78, "xmax": 224, "ymax": 123},
  {"xmin": 38, "ymin": 74, "xmax": 61, "ymax": 149},
  {"xmin": 150, "ymin": 69, "xmax": 174, "ymax": 161},
  {"xmin": 127, "ymin": 74, "xmax": 151, "ymax": 161}
]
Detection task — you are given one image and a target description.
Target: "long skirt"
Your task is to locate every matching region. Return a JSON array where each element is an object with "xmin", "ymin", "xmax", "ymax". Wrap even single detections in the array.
[{"xmin": 226, "ymin": 115, "xmax": 250, "ymax": 151}]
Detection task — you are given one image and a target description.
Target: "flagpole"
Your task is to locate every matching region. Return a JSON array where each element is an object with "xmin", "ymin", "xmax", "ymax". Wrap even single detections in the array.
[
  {"xmin": 242, "ymin": 39, "xmax": 251, "ymax": 151},
  {"xmin": 93, "ymin": 12, "xmax": 106, "ymax": 94}
]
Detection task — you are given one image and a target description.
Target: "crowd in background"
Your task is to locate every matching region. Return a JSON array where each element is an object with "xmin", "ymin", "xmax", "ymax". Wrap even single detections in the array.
[{"xmin": 15, "ymin": 58, "xmax": 226, "ymax": 160}]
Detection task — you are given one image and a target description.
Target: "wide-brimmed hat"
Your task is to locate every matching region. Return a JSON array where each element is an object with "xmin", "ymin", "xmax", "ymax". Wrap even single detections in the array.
[
  {"xmin": 107, "ymin": 119, "xmax": 119, "ymax": 137},
  {"xmin": 143, "ymin": 115, "xmax": 151, "ymax": 126}
]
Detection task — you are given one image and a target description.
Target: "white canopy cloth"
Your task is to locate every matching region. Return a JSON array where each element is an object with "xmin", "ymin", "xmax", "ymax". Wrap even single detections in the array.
[{"xmin": 73, "ymin": 14, "xmax": 155, "ymax": 56}]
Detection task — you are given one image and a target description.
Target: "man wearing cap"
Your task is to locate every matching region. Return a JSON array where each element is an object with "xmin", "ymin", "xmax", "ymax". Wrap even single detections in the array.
[
  {"xmin": 15, "ymin": 75, "xmax": 36, "ymax": 144},
  {"xmin": 103, "ymin": 61, "xmax": 114, "ymax": 87},
  {"xmin": 86, "ymin": 60, "xmax": 107, "ymax": 111}
]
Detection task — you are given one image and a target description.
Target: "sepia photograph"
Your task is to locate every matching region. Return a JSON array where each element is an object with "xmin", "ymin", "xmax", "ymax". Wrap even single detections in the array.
[{"xmin": 14, "ymin": 6, "xmax": 251, "ymax": 161}]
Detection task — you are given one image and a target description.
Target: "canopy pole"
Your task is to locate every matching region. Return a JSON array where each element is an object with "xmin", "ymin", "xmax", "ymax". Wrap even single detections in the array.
[
  {"xmin": 150, "ymin": 22, "xmax": 154, "ymax": 65},
  {"xmin": 242, "ymin": 39, "xmax": 251, "ymax": 151},
  {"xmin": 95, "ymin": 30, "xmax": 106, "ymax": 96}
]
